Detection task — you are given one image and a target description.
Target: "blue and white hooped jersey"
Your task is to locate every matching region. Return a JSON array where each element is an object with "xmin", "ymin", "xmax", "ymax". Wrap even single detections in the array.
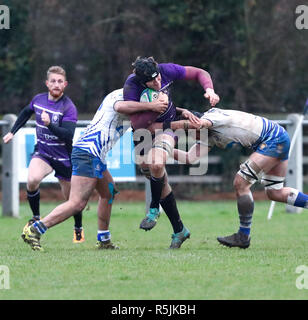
[
  {"xmin": 201, "ymin": 108, "xmax": 287, "ymax": 150},
  {"xmin": 74, "ymin": 89, "xmax": 130, "ymax": 162}
]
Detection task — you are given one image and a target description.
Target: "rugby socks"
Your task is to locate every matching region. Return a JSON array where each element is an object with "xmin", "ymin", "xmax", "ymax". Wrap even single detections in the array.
[
  {"xmin": 287, "ymin": 189, "xmax": 308, "ymax": 208},
  {"xmin": 32, "ymin": 221, "xmax": 48, "ymax": 235},
  {"xmin": 150, "ymin": 175, "xmax": 165, "ymax": 209},
  {"xmin": 237, "ymin": 193, "xmax": 254, "ymax": 236},
  {"xmin": 160, "ymin": 192, "xmax": 184, "ymax": 234},
  {"xmin": 73, "ymin": 211, "xmax": 83, "ymax": 229},
  {"xmin": 27, "ymin": 189, "xmax": 40, "ymax": 218},
  {"xmin": 97, "ymin": 230, "xmax": 111, "ymax": 242}
]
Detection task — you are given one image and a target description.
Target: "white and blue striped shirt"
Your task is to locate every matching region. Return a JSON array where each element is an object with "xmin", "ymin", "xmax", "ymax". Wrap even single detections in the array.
[
  {"xmin": 74, "ymin": 89, "xmax": 130, "ymax": 162},
  {"xmin": 201, "ymin": 108, "xmax": 285, "ymax": 150}
]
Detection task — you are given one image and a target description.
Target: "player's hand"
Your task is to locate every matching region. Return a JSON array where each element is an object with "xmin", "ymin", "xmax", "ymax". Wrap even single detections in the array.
[
  {"xmin": 41, "ymin": 111, "xmax": 50, "ymax": 126},
  {"xmin": 3, "ymin": 132, "xmax": 14, "ymax": 144},
  {"xmin": 149, "ymin": 99, "xmax": 168, "ymax": 114},
  {"xmin": 181, "ymin": 109, "xmax": 202, "ymax": 127},
  {"xmin": 204, "ymin": 88, "xmax": 220, "ymax": 106}
]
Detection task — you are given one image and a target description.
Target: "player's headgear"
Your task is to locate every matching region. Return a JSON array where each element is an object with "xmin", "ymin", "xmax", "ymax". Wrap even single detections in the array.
[{"xmin": 132, "ymin": 56, "xmax": 160, "ymax": 84}]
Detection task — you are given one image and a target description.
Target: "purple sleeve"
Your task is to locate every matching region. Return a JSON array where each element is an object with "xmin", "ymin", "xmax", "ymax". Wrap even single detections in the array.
[
  {"xmin": 123, "ymin": 75, "xmax": 144, "ymax": 102},
  {"xmin": 159, "ymin": 63, "xmax": 186, "ymax": 81},
  {"xmin": 184, "ymin": 66, "xmax": 213, "ymax": 90},
  {"xmin": 62, "ymin": 98, "xmax": 78, "ymax": 122}
]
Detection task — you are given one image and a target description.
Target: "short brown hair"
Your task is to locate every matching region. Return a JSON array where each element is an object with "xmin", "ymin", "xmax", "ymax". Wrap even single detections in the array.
[{"xmin": 47, "ymin": 66, "xmax": 66, "ymax": 79}]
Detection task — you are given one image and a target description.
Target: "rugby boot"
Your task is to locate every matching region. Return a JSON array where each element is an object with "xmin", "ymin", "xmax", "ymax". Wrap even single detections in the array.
[
  {"xmin": 23, "ymin": 217, "xmax": 40, "ymax": 234},
  {"xmin": 139, "ymin": 207, "xmax": 160, "ymax": 231},
  {"xmin": 21, "ymin": 225, "xmax": 44, "ymax": 251},
  {"xmin": 217, "ymin": 231, "xmax": 250, "ymax": 249},
  {"xmin": 96, "ymin": 240, "xmax": 119, "ymax": 250},
  {"xmin": 73, "ymin": 228, "xmax": 85, "ymax": 243},
  {"xmin": 169, "ymin": 226, "xmax": 190, "ymax": 249}
]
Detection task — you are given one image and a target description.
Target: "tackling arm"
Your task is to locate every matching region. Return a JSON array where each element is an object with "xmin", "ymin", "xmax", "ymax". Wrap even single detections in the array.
[
  {"xmin": 116, "ymin": 98, "xmax": 168, "ymax": 130},
  {"xmin": 174, "ymin": 143, "xmax": 210, "ymax": 164},
  {"xmin": 114, "ymin": 99, "xmax": 167, "ymax": 115}
]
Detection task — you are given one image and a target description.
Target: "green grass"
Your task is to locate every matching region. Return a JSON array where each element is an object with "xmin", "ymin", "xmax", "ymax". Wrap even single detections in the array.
[{"xmin": 1, "ymin": 200, "xmax": 308, "ymax": 300}]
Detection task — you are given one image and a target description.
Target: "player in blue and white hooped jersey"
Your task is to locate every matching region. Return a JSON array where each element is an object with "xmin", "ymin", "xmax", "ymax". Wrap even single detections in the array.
[
  {"xmin": 74, "ymin": 89, "xmax": 129, "ymax": 164},
  {"xmin": 171, "ymin": 107, "xmax": 308, "ymax": 249},
  {"xmin": 21, "ymin": 88, "xmax": 168, "ymax": 251}
]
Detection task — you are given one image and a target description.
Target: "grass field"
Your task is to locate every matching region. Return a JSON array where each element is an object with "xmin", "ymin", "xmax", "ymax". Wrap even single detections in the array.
[{"xmin": 1, "ymin": 200, "xmax": 308, "ymax": 300}]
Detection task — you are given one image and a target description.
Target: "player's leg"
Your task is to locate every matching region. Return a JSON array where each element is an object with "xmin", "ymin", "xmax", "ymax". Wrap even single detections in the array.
[
  {"xmin": 54, "ymin": 159, "xmax": 85, "ymax": 243},
  {"xmin": 140, "ymin": 133, "xmax": 175, "ymax": 231},
  {"xmin": 58, "ymin": 178, "xmax": 84, "ymax": 243},
  {"xmin": 21, "ymin": 148, "xmax": 100, "ymax": 251},
  {"xmin": 42, "ymin": 175, "xmax": 95, "ymax": 228},
  {"xmin": 159, "ymin": 172, "xmax": 190, "ymax": 249},
  {"xmin": 22, "ymin": 175, "xmax": 97, "ymax": 251},
  {"xmin": 22, "ymin": 176, "xmax": 96, "ymax": 251},
  {"xmin": 95, "ymin": 169, "xmax": 119, "ymax": 249},
  {"xmin": 26, "ymin": 156, "xmax": 53, "ymax": 222},
  {"xmin": 148, "ymin": 134, "xmax": 172, "ymax": 206},
  {"xmin": 217, "ymin": 152, "xmax": 279, "ymax": 248},
  {"xmin": 264, "ymin": 160, "xmax": 308, "ymax": 209}
]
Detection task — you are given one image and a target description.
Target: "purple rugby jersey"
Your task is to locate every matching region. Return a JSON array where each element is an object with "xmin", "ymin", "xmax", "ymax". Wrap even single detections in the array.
[
  {"xmin": 123, "ymin": 63, "xmax": 186, "ymax": 123},
  {"xmin": 29, "ymin": 93, "xmax": 77, "ymax": 166}
]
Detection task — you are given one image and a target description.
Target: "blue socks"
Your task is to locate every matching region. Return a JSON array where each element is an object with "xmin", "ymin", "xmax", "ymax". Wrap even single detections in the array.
[
  {"xmin": 239, "ymin": 227, "xmax": 251, "ymax": 236},
  {"xmin": 294, "ymin": 192, "xmax": 308, "ymax": 208},
  {"xmin": 32, "ymin": 221, "xmax": 48, "ymax": 235},
  {"xmin": 97, "ymin": 230, "xmax": 111, "ymax": 242},
  {"xmin": 287, "ymin": 189, "xmax": 308, "ymax": 208}
]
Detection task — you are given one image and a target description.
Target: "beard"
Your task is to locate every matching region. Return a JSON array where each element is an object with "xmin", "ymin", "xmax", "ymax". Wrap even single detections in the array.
[{"xmin": 50, "ymin": 88, "xmax": 64, "ymax": 99}]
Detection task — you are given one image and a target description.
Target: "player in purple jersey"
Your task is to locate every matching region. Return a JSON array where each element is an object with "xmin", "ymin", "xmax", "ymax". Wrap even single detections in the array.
[
  {"xmin": 123, "ymin": 56, "xmax": 220, "ymax": 249},
  {"xmin": 3, "ymin": 66, "xmax": 84, "ymax": 243}
]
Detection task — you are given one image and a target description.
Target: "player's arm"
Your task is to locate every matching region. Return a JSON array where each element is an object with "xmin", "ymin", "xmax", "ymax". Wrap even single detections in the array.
[
  {"xmin": 114, "ymin": 98, "xmax": 167, "ymax": 115},
  {"xmin": 123, "ymin": 81, "xmax": 168, "ymax": 129},
  {"xmin": 41, "ymin": 100, "xmax": 77, "ymax": 144},
  {"xmin": 174, "ymin": 143, "xmax": 210, "ymax": 164},
  {"xmin": 176, "ymin": 107, "xmax": 202, "ymax": 126},
  {"xmin": 47, "ymin": 121, "xmax": 76, "ymax": 145},
  {"xmin": 184, "ymin": 66, "xmax": 220, "ymax": 106},
  {"xmin": 147, "ymin": 118, "xmax": 212, "ymax": 132},
  {"xmin": 3, "ymin": 104, "xmax": 33, "ymax": 144}
]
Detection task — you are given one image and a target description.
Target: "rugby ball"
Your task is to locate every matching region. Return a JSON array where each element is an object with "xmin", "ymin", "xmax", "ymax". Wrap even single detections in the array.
[
  {"xmin": 130, "ymin": 88, "xmax": 160, "ymax": 130},
  {"xmin": 140, "ymin": 88, "xmax": 159, "ymax": 103}
]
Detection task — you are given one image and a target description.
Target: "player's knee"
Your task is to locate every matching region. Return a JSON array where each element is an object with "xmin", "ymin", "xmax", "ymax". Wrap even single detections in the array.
[
  {"xmin": 150, "ymin": 162, "xmax": 165, "ymax": 176},
  {"xmin": 27, "ymin": 178, "xmax": 41, "ymax": 191},
  {"xmin": 233, "ymin": 175, "xmax": 247, "ymax": 193},
  {"xmin": 71, "ymin": 199, "xmax": 88, "ymax": 212}
]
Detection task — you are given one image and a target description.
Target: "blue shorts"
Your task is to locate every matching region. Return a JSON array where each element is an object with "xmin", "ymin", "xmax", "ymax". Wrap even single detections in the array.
[
  {"xmin": 71, "ymin": 147, "xmax": 107, "ymax": 178},
  {"xmin": 255, "ymin": 129, "xmax": 290, "ymax": 161}
]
